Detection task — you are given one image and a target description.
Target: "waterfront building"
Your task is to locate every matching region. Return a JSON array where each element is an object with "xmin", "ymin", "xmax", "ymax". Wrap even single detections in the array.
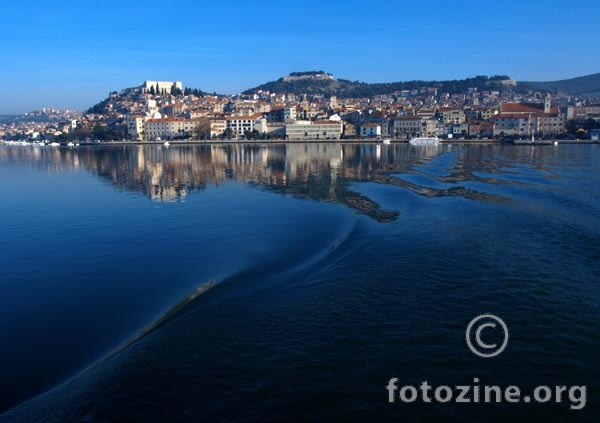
[
  {"xmin": 209, "ymin": 118, "xmax": 227, "ymax": 138},
  {"xmin": 126, "ymin": 115, "xmax": 146, "ymax": 140},
  {"xmin": 226, "ymin": 113, "xmax": 263, "ymax": 137},
  {"xmin": 343, "ymin": 122, "xmax": 358, "ymax": 138},
  {"xmin": 285, "ymin": 120, "xmax": 343, "ymax": 140},
  {"xmin": 360, "ymin": 122, "xmax": 382, "ymax": 138},
  {"xmin": 145, "ymin": 118, "xmax": 198, "ymax": 140},
  {"xmin": 491, "ymin": 95, "xmax": 565, "ymax": 137},
  {"xmin": 468, "ymin": 120, "xmax": 494, "ymax": 138},
  {"xmin": 255, "ymin": 119, "xmax": 286, "ymax": 137},
  {"xmin": 392, "ymin": 116, "xmax": 424, "ymax": 139}
]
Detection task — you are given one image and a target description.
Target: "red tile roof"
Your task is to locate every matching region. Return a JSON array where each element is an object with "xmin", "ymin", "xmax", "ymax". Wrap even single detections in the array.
[{"xmin": 500, "ymin": 103, "xmax": 543, "ymax": 114}]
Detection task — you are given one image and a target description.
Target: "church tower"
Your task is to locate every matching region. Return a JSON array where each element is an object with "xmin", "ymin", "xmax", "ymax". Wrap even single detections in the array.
[{"xmin": 544, "ymin": 93, "xmax": 552, "ymax": 114}]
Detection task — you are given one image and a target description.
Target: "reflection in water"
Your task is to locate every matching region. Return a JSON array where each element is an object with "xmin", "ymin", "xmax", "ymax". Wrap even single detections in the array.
[
  {"xmin": 0, "ymin": 142, "xmax": 541, "ymax": 222},
  {"xmin": 2, "ymin": 142, "xmax": 599, "ymax": 422}
]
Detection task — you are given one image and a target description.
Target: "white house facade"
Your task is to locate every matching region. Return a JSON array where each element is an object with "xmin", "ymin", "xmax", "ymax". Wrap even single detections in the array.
[{"xmin": 285, "ymin": 120, "xmax": 343, "ymax": 140}]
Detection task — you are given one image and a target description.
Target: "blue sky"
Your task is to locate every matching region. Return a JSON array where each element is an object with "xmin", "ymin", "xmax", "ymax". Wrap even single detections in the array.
[{"xmin": 2, "ymin": 0, "xmax": 599, "ymax": 114}]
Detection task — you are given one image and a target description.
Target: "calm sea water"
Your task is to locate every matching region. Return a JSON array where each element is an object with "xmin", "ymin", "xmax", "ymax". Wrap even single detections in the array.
[{"xmin": 0, "ymin": 143, "xmax": 598, "ymax": 422}]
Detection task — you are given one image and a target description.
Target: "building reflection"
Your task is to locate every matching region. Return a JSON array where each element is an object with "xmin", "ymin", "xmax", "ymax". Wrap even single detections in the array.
[{"xmin": 0, "ymin": 142, "xmax": 548, "ymax": 222}]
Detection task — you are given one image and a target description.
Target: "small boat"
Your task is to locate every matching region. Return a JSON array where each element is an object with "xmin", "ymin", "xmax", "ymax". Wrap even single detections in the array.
[
  {"xmin": 409, "ymin": 136, "xmax": 439, "ymax": 145},
  {"xmin": 382, "ymin": 139, "xmax": 391, "ymax": 145},
  {"xmin": 163, "ymin": 141, "xmax": 170, "ymax": 146}
]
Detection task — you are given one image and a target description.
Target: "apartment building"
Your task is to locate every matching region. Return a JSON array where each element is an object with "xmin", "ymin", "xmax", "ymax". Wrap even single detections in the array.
[
  {"xmin": 285, "ymin": 120, "xmax": 343, "ymax": 139},
  {"xmin": 126, "ymin": 115, "xmax": 145, "ymax": 140},
  {"xmin": 392, "ymin": 116, "xmax": 423, "ymax": 138},
  {"xmin": 226, "ymin": 113, "xmax": 263, "ymax": 137},
  {"xmin": 145, "ymin": 118, "xmax": 198, "ymax": 140}
]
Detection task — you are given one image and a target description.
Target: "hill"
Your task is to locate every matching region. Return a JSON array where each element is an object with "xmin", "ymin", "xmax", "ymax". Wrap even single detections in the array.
[
  {"xmin": 243, "ymin": 72, "xmax": 516, "ymax": 98},
  {"xmin": 0, "ymin": 115, "xmax": 18, "ymax": 123},
  {"xmin": 86, "ymin": 84, "xmax": 209, "ymax": 114},
  {"xmin": 0, "ymin": 109, "xmax": 80, "ymax": 124},
  {"xmin": 519, "ymin": 73, "xmax": 600, "ymax": 95}
]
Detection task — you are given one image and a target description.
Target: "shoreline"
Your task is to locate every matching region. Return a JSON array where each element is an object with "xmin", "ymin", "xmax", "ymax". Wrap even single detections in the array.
[
  {"xmin": 2, "ymin": 139, "xmax": 599, "ymax": 147},
  {"xmin": 72, "ymin": 139, "xmax": 600, "ymax": 147}
]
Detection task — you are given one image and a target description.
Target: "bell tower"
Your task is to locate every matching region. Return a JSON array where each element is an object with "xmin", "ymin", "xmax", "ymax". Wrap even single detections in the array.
[{"xmin": 544, "ymin": 93, "xmax": 551, "ymax": 114}]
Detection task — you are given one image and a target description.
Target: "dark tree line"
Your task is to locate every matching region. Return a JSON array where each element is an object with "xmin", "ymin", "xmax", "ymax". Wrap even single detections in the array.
[
  {"xmin": 566, "ymin": 118, "xmax": 600, "ymax": 137},
  {"xmin": 243, "ymin": 75, "xmax": 514, "ymax": 98}
]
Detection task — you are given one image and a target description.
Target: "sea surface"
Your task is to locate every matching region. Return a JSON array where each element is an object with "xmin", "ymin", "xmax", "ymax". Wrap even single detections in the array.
[{"xmin": 0, "ymin": 142, "xmax": 598, "ymax": 422}]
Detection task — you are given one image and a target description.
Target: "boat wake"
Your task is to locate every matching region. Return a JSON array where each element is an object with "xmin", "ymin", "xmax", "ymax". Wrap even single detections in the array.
[
  {"xmin": 1, "ymin": 216, "xmax": 360, "ymax": 422},
  {"xmin": 0, "ymin": 280, "xmax": 221, "ymax": 420},
  {"xmin": 103, "ymin": 280, "xmax": 220, "ymax": 360}
]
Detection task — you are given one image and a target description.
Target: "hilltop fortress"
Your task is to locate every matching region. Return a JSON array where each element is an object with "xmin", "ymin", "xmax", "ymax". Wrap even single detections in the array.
[
  {"xmin": 282, "ymin": 71, "xmax": 334, "ymax": 82},
  {"xmin": 142, "ymin": 80, "xmax": 183, "ymax": 94}
]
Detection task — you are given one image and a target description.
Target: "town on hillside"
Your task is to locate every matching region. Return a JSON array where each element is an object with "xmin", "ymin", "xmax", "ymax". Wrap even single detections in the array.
[{"xmin": 2, "ymin": 74, "xmax": 600, "ymax": 143}]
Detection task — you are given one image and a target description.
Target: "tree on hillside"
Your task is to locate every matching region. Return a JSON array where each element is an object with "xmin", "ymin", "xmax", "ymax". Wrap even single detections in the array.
[
  {"xmin": 87, "ymin": 98, "xmax": 111, "ymax": 114},
  {"xmin": 171, "ymin": 83, "xmax": 182, "ymax": 96}
]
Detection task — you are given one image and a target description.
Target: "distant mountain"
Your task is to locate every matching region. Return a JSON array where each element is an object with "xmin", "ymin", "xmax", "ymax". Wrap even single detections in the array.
[
  {"xmin": 1, "ymin": 109, "xmax": 80, "ymax": 124},
  {"xmin": 519, "ymin": 73, "xmax": 600, "ymax": 95},
  {"xmin": 243, "ymin": 72, "xmax": 517, "ymax": 98},
  {"xmin": 0, "ymin": 115, "xmax": 18, "ymax": 123}
]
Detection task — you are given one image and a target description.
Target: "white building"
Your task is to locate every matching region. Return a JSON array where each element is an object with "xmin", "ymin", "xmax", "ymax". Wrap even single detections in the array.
[
  {"xmin": 226, "ymin": 113, "xmax": 263, "ymax": 137},
  {"xmin": 146, "ymin": 99, "xmax": 159, "ymax": 115},
  {"xmin": 283, "ymin": 107, "xmax": 296, "ymax": 122},
  {"xmin": 285, "ymin": 120, "xmax": 343, "ymax": 140},
  {"xmin": 145, "ymin": 118, "xmax": 198, "ymax": 140},
  {"xmin": 360, "ymin": 123, "xmax": 382, "ymax": 138},
  {"xmin": 126, "ymin": 115, "xmax": 146, "ymax": 140}
]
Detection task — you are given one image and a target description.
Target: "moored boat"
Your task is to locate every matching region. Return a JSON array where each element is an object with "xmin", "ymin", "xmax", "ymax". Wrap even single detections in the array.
[{"xmin": 409, "ymin": 136, "xmax": 439, "ymax": 145}]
